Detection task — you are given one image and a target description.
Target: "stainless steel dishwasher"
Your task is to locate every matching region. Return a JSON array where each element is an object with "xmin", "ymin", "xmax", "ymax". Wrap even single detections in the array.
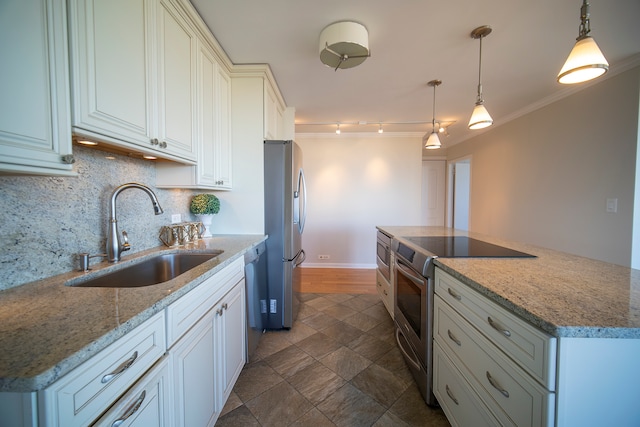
[{"xmin": 244, "ymin": 241, "xmax": 268, "ymax": 361}]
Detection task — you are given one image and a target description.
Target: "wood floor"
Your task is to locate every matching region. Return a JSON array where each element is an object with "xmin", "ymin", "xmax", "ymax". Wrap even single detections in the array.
[{"xmin": 298, "ymin": 267, "xmax": 377, "ymax": 295}]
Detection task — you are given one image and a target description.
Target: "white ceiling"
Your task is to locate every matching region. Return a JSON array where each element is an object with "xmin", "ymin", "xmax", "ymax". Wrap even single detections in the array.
[{"xmin": 191, "ymin": 0, "xmax": 640, "ymax": 148}]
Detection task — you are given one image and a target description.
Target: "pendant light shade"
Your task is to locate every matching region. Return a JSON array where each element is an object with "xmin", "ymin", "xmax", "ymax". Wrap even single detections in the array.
[
  {"xmin": 468, "ymin": 26, "xmax": 493, "ymax": 130},
  {"xmin": 425, "ymin": 79, "xmax": 442, "ymax": 150},
  {"xmin": 557, "ymin": 1, "xmax": 608, "ymax": 84},
  {"xmin": 469, "ymin": 102, "xmax": 493, "ymax": 130}
]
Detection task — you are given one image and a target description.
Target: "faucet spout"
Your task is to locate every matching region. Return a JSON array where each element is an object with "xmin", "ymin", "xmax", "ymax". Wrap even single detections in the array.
[{"xmin": 107, "ymin": 182, "xmax": 164, "ymax": 262}]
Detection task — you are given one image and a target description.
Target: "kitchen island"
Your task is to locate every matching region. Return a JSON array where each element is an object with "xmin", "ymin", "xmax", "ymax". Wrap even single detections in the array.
[
  {"xmin": 0, "ymin": 234, "xmax": 265, "ymax": 393},
  {"xmin": 379, "ymin": 226, "xmax": 640, "ymax": 427}
]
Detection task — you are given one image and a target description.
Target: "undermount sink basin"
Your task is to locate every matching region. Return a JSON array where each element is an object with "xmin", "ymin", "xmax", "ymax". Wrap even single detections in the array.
[{"xmin": 69, "ymin": 252, "xmax": 223, "ymax": 288}]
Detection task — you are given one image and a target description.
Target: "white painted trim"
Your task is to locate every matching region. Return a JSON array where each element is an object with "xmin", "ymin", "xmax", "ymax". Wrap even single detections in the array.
[{"xmin": 301, "ymin": 263, "xmax": 376, "ymax": 269}]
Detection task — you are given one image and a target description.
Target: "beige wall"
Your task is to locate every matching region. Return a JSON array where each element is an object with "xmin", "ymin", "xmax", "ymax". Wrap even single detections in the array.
[
  {"xmin": 296, "ymin": 134, "xmax": 424, "ymax": 268},
  {"xmin": 447, "ymin": 67, "xmax": 640, "ymax": 266}
]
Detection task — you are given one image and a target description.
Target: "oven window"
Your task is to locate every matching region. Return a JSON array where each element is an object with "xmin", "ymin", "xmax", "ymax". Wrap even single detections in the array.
[{"xmin": 396, "ymin": 270, "xmax": 422, "ymax": 337}]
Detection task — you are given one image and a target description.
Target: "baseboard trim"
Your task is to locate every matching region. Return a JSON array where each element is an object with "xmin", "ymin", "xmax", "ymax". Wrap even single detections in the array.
[{"xmin": 301, "ymin": 263, "xmax": 376, "ymax": 269}]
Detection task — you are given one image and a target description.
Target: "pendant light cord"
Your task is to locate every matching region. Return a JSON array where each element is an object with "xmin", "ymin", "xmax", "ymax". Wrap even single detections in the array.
[
  {"xmin": 578, "ymin": 0, "xmax": 591, "ymax": 40},
  {"xmin": 476, "ymin": 35, "xmax": 484, "ymax": 104},
  {"xmin": 432, "ymin": 84, "xmax": 437, "ymax": 131}
]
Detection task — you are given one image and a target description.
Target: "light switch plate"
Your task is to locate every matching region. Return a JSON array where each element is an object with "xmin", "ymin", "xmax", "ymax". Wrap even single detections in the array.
[{"xmin": 606, "ymin": 198, "xmax": 618, "ymax": 213}]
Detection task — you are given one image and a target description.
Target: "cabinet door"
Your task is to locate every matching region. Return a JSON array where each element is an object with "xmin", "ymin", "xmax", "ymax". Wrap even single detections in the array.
[
  {"xmin": 156, "ymin": 0, "xmax": 196, "ymax": 162},
  {"xmin": 171, "ymin": 309, "xmax": 218, "ymax": 427},
  {"xmin": 93, "ymin": 357, "xmax": 172, "ymax": 427},
  {"xmin": 217, "ymin": 281, "xmax": 246, "ymax": 403},
  {"xmin": 214, "ymin": 65, "xmax": 233, "ymax": 189},
  {"xmin": 196, "ymin": 42, "xmax": 218, "ymax": 187},
  {"xmin": 0, "ymin": 0, "xmax": 74, "ymax": 176},
  {"xmin": 68, "ymin": 0, "xmax": 155, "ymax": 148}
]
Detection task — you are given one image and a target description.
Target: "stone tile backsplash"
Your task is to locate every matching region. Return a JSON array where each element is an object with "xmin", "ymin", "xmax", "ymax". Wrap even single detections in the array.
[{"xmin": 0, "ymin": 146, "xmax": 200, "ymax": 290}]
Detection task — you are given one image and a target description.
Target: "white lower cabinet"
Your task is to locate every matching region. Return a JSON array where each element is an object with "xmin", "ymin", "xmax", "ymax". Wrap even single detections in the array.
[
  {"xmin": 433, "ymin": 342, "xmax": 501, "ymax": 427},
  {"xmin": 433, "ymin": 267, "xmax": 556, "ymax": 427},
  {"xmin": 167, "ymin": 257, "xmax": 246, "ymax": 427},
  {"xmin": 40, "ymin": 311, "xmax": 167, "ymax": 427},
  {"xmin": 93, "ymin": 356, "xmax": 172, "ymax": 427},
  {"xmin": 376, "ymin": 269, "xmax": 393, "ymax": 317}
]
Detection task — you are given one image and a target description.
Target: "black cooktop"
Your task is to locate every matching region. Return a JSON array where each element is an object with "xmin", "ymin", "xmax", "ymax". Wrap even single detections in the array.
[{"xmin": 403, "ymin": 236, "xmax": 535, "ymax": 258}]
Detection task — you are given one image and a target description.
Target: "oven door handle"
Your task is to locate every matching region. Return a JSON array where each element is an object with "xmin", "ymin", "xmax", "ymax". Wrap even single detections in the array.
[
  {"xmin": 395, "ymin": 258, "xmax": 425, "ymax": 284},
  {"xmin": 395, "ymin": 327, "xmax": 422, "ymax": 371}
]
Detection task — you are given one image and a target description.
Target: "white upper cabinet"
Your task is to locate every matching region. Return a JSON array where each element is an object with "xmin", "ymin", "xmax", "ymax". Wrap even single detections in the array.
[
  {"xmin": 156, "ymin": 37, "xmax": 232, "ymax": 189},
  {"xmin": 68, "ymin": 0, "xmax": 196, "ymax": 163},
  {"xmin": 264, "ymin": 80, "xmax": 284, "ymax": 140},
  {"xmin": 0, "ymin": 0, "xmax": 75, "ymax": 176}
]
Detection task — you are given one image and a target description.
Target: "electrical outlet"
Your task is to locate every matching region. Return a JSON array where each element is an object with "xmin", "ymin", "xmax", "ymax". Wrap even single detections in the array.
[
  {"xmin": 171, "ymin": 214, "xmax": 181, "ymax": 223},
  {"xmin": 318, "ymin": 255, "xmax": 330, "ymax": 260}
]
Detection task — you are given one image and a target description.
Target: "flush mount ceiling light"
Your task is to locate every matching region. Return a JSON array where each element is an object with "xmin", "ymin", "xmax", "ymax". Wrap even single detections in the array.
[
  {"xmin": 424, "ymin": 80, "xmax": 442, "ymax": 150},
  {"xmin": 468, "ymin": 25, "xmax": 493, "ymax": 130},
  {"xmin": 557, "ymin": 0, "xmax": 609, "ymax": 84},
  {"xmin": 319, "ymin": 21, "xmax": 370, "ymax": 71}
]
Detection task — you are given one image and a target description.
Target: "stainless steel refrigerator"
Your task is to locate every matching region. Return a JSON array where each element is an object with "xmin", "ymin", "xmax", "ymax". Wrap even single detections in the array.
[{"xmin": 264, "ymin": 140, "xmax": 307, "ymax": 329}]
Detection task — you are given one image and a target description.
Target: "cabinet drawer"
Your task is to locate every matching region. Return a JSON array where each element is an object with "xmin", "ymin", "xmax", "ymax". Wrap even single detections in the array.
[
  {"xmin": 434, "ymin": 342, "xmax": 506, "ymax": 427},
  {"xmin": 42, "ymin": 311, "xmax": 166, "ymax": 427},
  {"xmin": 375, "ymin": 269, "xmax": 393, "ymax": 317},
  {"xmin": 93, "ymin": 356, "xmax": 171, "ymax": 426},
  {"xmin": 166, "ymin": 257, "xmax": 244, "ymax": 346},
  {"xmin": 435, "ymin": 268, "xmax": 556, "ymax": 389},
  {"xmin": 435, "ymin": 297, "xmax": 554, "ymax": 427}
]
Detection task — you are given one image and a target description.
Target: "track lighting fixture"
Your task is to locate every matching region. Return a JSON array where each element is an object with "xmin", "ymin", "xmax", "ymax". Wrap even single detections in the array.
[
  {"xmin": 468, "ymin": 26, "xmax": 493, "ymax": 130},
  {"xmin": 557, "ymin": 0, "xmax": 609, "ymax": 84}
]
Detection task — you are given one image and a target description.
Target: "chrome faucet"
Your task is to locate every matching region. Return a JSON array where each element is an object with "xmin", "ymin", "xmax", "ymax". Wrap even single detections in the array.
[{"xmin": 107, "ymin": 182, "xmax": 164, "ymax": 262}]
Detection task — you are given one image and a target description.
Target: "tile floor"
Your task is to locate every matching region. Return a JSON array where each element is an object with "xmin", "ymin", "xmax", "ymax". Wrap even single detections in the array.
[{"xmin": 215, "ymin": 292, "xmax": 451, "ymax": 427}]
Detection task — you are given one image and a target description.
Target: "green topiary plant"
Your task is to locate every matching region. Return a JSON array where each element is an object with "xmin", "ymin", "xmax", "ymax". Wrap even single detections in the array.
[{"xmin": 190, "ymin": 193, "xmax": 220, "ymax": 215}]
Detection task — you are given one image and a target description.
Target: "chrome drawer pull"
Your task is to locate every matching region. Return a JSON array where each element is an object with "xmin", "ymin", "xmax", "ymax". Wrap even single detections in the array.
[
  {"xmin": 447, "ymin": 288, "xmax": 462, "ymax": 301},
  {"xmin": 445, "ymin": 385, "xmax": 459, "ymax": 405},
  {"xmin": 447, "ymin": 330, "xmax": 461, "ymax": 346},
  {"xmin": 487, "ymin": 317, "xmax": 512, "ymax": 337},
  {"xmin": 111, "ymin": 390, "xmax": 146, "ymax": 427},
  {"xmin": 101, "ymin": 351, "xmax": 138, "ymax": 384},
  {"xmin": 486, "ymin": 371, "xmax": 509, "ymax": 398}
]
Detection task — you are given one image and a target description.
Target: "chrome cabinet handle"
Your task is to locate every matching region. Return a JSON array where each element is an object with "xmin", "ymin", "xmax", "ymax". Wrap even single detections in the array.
[
  {"xmin": 101, "ymin": 351, "xmax": 138, "ymax": 384},
  {"xmin": 447, "ymin": 329, "xmax": 461, "ymax": 346},
  {"xmin": 216, "ymin": 308, "xmax": 223, "ymax": 316},
  {"xmin": 447, "ymin": 288, "xmax": 462, "ymax": 301},
  {"xmin": 222, "ymin": 303, "xmax": 228, "ymax": 310},
  {"xmin": 150, "ymin": 138, "xmax": 159, "ymax": 146},
  {"xmin": 159, "ymin": 141, "xmax": 167, "ymax": 148},
  {"xmin": 111, "ymin": 390, "xmax": 146, "ymax": 427},
  {"xmin": 486, "ymin": 371, "xmax": 509, "ymax": 398},
  {"xmin": 445, "ymin": 385, "xmax": 459, "ymax": 405},
  {"xmin": 488, "ymin": 317, "xmax": 511, "ymax": 337}
]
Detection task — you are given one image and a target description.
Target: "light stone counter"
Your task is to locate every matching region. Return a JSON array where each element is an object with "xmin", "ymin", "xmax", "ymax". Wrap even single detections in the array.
[
  {"xmin": 378, "ymin": 226, "xmax": 640, "ymax": 339},
  {"xmin": 0, "ymin": 234, "xmax": 266, "ymax": 393}
]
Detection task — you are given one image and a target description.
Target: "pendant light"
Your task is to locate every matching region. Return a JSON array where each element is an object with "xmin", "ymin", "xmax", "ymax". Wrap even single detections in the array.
[
  {"xmin": 424, "ymin": 80, "xmax": 442, "ymax": 150},
  {"xmin": 557, "ymin": 0, "xmax": 608, "ymax": 84},
  {"xmin": 468, "ymin": 26, "xmax": 493, "ymax": 130}
]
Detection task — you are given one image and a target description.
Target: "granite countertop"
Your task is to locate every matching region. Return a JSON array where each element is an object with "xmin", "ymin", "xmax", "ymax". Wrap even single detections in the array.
[
  {"xmin": 378, "ymin": 226, "xmax": 640, "ymax": 340},
  {"xmin": 0, "ymin": 234, "xmax": 266, "ymax": 393}
]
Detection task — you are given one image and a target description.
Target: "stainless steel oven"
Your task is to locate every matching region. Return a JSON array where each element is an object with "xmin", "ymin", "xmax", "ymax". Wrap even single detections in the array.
[
  {"xmin": 392, "ymin": 239, "xmax": 438, "ymax": 406},
  {"xmin": 376, "ymin": 229, "xmax": 392, "ymax": 281}
]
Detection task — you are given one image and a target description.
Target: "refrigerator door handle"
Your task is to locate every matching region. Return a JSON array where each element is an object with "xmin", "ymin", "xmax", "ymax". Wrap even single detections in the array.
[
  {"xmin": 294, "ymin": 249, "xmax": 306, "ymax": 267},
  {"xmin": 296, "ymin": 168, "xmax": 307, "ymax": 234}
]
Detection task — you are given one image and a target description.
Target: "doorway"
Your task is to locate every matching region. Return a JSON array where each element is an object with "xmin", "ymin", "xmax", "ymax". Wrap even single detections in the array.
[
  {"xmin": 447, "ymin": 157, "xmax": 471, "ymax": 231},
  {"xmin": 421, "ymin": 160, "xmax": 446, "ymax": 226}
]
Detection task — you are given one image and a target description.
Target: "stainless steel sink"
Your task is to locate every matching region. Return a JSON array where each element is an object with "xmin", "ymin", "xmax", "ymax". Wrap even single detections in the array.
[{"xmin": 69, "ymin": 252, "xmax": 223, "ymax": 288}]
